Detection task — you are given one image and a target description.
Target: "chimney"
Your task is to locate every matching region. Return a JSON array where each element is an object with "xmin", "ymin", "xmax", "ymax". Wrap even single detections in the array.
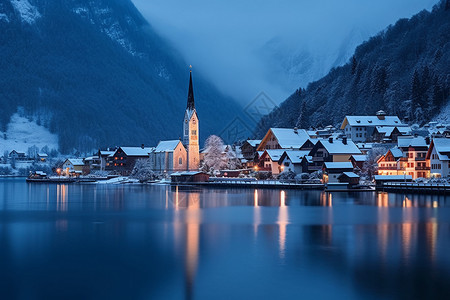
[
  {"xmin": 328, "ymin": 137, "xmax": 333, "ymax": 143},
  {"xmin": 425, "ymin": 136, "xmax": 430, "ymax": 145},
  {"xmin": 294, "ymin": 127, "xmax": 298, "ymax": 134},
  {"xmin": 141, "ymin": 144, "xmax": 145, "ymax": 149},
  {"xmin": 342, "ymin": 136, "xmax": 347, "ymax": 145},
  {"xmin": 376, "ymin": 110, "xmax": 386, "ymax": 120}
]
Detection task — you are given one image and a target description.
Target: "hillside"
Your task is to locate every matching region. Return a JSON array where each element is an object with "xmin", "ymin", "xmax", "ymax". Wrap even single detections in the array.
[
  {"xmin": 0, "ymin": 0, "xmax": 242, "ymax": 153},
  {"xmin": 255, "ymin": 0, "xmax": 450, "ymax": 137}
]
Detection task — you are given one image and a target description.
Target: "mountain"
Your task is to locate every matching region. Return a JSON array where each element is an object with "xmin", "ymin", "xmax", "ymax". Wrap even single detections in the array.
[
  {"xmin": 0, "ymin": 0, "xmax": 242, "ymax": 153},
  {"xmin": 255, "ymin": 0, "xmax": 450, "ymax": 138}
]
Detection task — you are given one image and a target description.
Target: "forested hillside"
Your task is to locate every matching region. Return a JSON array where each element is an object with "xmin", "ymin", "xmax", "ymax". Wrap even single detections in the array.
[
  {"xmin": 255, "ymin": 0, "xmax": 450, "ymax": 137},
  {"xmin": 0, "ymin": 0, "xmax": 241, "ymax": 153}
]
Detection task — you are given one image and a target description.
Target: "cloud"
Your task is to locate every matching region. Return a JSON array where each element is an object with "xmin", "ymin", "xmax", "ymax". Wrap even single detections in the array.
[{"xmin": 132, "ymin": 0, "xmax": 437, "ymax": 104}]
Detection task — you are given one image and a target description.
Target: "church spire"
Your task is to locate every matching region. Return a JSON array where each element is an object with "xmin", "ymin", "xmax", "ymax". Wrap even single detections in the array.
[{"xmin": 187, "ymin": 66, "xmax": 195, "ymax": 110}]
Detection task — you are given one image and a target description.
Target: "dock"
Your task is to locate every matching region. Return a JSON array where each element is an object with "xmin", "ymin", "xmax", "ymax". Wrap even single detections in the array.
[{"xmin": 377, "ymin": 182, "xmax": 450, "ymax": 195}]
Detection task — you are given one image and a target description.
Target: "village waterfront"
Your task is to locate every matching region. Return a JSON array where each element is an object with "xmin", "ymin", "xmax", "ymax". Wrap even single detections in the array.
[{"xmin": 1, "ymin": 177, "xmax": 450, "ymax": 299}]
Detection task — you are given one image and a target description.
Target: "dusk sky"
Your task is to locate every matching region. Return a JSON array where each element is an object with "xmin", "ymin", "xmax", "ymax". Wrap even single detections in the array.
[{"xmin": 132, "ymin": 0, "xmax": 437, "ymax": 104}]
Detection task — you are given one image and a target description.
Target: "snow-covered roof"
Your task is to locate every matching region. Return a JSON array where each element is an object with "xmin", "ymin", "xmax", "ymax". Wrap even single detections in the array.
[
  {"xmin": 431, "ymin": 138, "xmax": 450, "ymax": 161},
  {"xmin": 259, "ymin": 128, "xmax": 310, "ymax": 150},
  {"xmin": 356, "ymin": 143, "xmax": 373, "ymax": 150},
  {"xmin": 154, "ymin": 140, "xmax": 182, "ymax": 153},
  {"xmin": 389, "ymin": 147, "xmax": 404, "ymax": 159},
  {"xmin": 262, "ymin": 149, "xmax": 285, "ymax": 161},
  {"xmin": 303, "ymin": 155, "xmax": 313, "ymax": 163},
  {"xmin": 65, "ymin": 158, "xmax": 84, "ymax": 166},
  {"xmin": 120, "ymin": 147, "xmax": 154, "ymax": 156},
  {"xmin": 397, "ymin": 137, "xmax": 428, "ymax": 148},
  {"xmin": 100, "ymin": 150, "xmax": 115, "ymax": 156},
  {"xmin": 340, "ymin": 172, "xmax": 360, "ymax": 178},
  {"xmin": 319, "ymin": 140, "xmax": 362, "ymax": 155},
  {"xmin": 171, "ymin": 171, "xmax": 205, "ymax": 176},
  {"xmin": 246, "ymin": 140, "xmax": 261, "ymax": 147},
  {"xmin": 375, "ymin": 126, "xmax": 411, "ymax": 136},
  {"xmin": 37, "ymin": 153, "xmax": 48, "ymax": 157},
  {"xmin": 324, "ymin": 162, "xmax": 354, "ymax": 170},
  {"xmin": 351, "ymin": 155, "xmax": 367, "ymax": 162},
  {"xmin": 374, "ymin": 175, "xmax": 413, "ymax": 181},
  {"xmin": 341, "ymin": 116, "xmax": 406, "ymax": 129},
  {"xmin": 280, "ymin": 150, "xmax": 310, "ymax": 164}
]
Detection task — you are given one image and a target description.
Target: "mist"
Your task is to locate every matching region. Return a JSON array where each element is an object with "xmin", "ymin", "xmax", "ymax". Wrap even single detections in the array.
[{"xmin": 132, "ymin": 0, "xmax": 437, "ymax": 104}]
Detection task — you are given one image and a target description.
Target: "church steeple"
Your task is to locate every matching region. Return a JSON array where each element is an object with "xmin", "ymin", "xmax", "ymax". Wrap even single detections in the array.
[{"xmin": 187, "ymin": 67, "xmax": 195, "ymax": 110}]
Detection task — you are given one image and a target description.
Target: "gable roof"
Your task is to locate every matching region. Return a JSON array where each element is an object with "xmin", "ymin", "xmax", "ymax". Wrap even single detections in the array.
[
  {"xmin": 279, "ymin": 150, "xmax": 311, "ymax": 164},
  {"xmin": 389, "ymin": 147, "xmax": 404, "ymax": 159},
  {"xmin": 261, "ymin": 149, "xmax": 285, "ymax": 161},
  {"xmin": 341, "ymin": 116, "xmax": 406, "ymax": 129},
  {"xmin": 427, "ymin": 138, "xmax": 450, "ymax": 160},
  {"xmin": 339, "ymin": 172, "xmax": 360, "ymax": 179},
  {"xmin": 318, "ymin": 140, "xmax": 362, "ymax": 155},
  {"xmin": 65, "ymin": 158, "xmax": 84, "ymax": 166},
  {"xmin": 246, "ymin": 140, "xmax": 261, "ymax": 147},
  {"xmin": 257, "ymin": 128, "xmax": 310, "ymax": 150},
  {"xmin": 350, "ymin": 154, "xmax": 367, "ymax": 162},
  {"xmin": 119, "ymin": 147, "xmax": 154, "ymax": 156},
  {"xmin": 375, "ymin": 126, "xmax": 411, "ymax": 136},
  {"xmin": 155, "ymin": 140, "xmax": 183, "ymax": 153},
  {"xmin": 397, "ymin": 136, "xmax": 428, "ymax": 148}
]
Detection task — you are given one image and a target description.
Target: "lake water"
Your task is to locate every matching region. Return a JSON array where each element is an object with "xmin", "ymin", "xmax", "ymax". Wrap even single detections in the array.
[{"xmin": 1, "ymin": 178, "xmax": 450, "ymax": 299}]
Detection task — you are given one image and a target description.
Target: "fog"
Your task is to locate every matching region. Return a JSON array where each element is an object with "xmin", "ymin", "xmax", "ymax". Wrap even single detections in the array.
[{"xmin": 132, "ymin": 0, "xmax": 437, "ymax": 104}]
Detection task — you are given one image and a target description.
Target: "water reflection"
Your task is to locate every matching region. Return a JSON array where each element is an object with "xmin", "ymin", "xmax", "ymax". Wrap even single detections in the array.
[{"xmin": 1, "ymin": 179, "xmax": 450, "ymax": 299}]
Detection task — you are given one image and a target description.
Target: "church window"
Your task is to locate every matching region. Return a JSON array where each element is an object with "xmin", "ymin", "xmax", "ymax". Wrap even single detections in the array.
[
  {"xmin": 191, "ymin": 130, "xmax": 197, "ymax": 135},
  {"xmin": 179, "ymin": 157, "xmax": 182, "ymax": 165}
]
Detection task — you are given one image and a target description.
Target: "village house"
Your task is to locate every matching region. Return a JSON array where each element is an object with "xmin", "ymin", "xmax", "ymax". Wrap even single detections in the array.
[
  {"xmin": 84, "ymin": 155, "xmax": 101, "ymax": 171},
  {"xmin": 371, "ymin": 126, "xmax": 411, "ymax": 143},
  {"xmin": 377, "ymin": 147, "xmax": 404, "ymax": 176},
  {"xmin": 150, "ymin": 140, "xmax": 187, "ymax": 173},
  {"xmin": 340, "ymin": 110, "xmax": 408, "ymax": 142},
  {"xmin": 240, "ymin": 139, "xmax": 261, "ymax": 166},
  {"xmin": 307, "ymin": 137, "xmax": 362, "ymax": 172},
  {"xmin": 257, "ymin": 128, "xmax": 310, "ymax": 151},
  {"xmin": 322, "ymin": 162, "xmax": 355, "ymax": 183},
  {"xmin": 107, "ymin": 146, "xmax": 153, "ymax": 175},
  {"xmin": 397, "ymin": 136, "xmax": 430, "ymax": 179},
  {"xmin": 278, "ymin": 150, "xmax": 310, "ymax": 174},
  {"xmin": 98, "ymin": 149, "xmax": 115, "ymax": 171},
  {"xmin": 426, "ymin": 138, "xmax": 450, "ymax": 178},
  {"xmin": 257, "ymin": 149, "xmax": 285, "ymax": 175},
  {"xmin": 9, "ymin": 150, "xmax": 27, "ymax": 161},
  {"xmin": 349, "ymin": 154, "xmax": 367, "ymax": 171},
  {"xmin": 37, "ymin": 153, "xmax": 48, "ymax": 162},
  {"xmin": 62, "ymin": 158, "xmax": 85, "ymax": 176}
]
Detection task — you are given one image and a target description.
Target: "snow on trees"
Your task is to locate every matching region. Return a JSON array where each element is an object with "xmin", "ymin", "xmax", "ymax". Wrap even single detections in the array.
[
  {"xmin": 201, "ymin": 135, "xmax": 240, "ymax": 174},
  {"xmin": 130, "ymin": 159, "xmax": 156, "ymax": 182}
]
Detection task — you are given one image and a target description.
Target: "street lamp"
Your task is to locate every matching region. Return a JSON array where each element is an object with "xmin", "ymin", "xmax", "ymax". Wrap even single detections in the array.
[{"xmin": 56, "ymin": 168, "xmax": 61, "ymax": 178}]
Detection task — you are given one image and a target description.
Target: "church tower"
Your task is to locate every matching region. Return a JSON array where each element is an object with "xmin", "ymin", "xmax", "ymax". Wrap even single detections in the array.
[{"xmin": 183, "ymin": 68, "xmax": 200, "ymax": 171}]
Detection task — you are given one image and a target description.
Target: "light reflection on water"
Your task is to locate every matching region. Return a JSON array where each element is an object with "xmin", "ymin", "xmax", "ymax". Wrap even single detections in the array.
[{"xmin": 0, "ymin": 178, "xmax": 450, "ymax": 299}]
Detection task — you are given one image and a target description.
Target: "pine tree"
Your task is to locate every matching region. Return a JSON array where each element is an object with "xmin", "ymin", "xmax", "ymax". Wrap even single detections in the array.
[
  {"xmin": 411, "ymin": 70, "xmax": 422, "ymax": 120},
  {"xmin": 296, "ymin": 101, "xmax": 309, "ymax": 129},
  {"xmin": 351, "ymin": 56, "xmax": 358, "ymax": 75}
]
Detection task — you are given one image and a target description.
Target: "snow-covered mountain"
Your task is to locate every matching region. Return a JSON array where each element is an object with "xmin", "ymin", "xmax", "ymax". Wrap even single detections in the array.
[{"xmin": 0, "ymin": 0, "xmax": 242, "ymax": 153}]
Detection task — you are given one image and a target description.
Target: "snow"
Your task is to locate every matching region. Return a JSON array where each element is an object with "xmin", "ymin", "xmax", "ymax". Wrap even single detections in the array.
[
  {"xmin": 265, "ymin": 128, "xmax": 310, "ymax": 149},
  {"xmin": 119, "ymin": 147, "xmax": 153, "ymax": 157},
  {"xmin": 319, "ymin": 140, "xmax": 362, "ymax": 155},
  {"xmin": 434, "ymin": 101, "xmax": 450, "ymax": 123},
  {"xmin": 341, "ymin": 172, "xmax": 359, "ymax": 178},
  {"xmin": 154, "ymin": 140, "xmax": 181, "ymax": 152},
  {"xmin": 65, "ymin": 159, "xmax": 84, "ymax": 166},
  {"xmin": 351, "ymin": 154, "xmax": 367, "ymax": 162},
  {"xmin": 282, "ymin": 150, "xmax": 310, "ymax": 164},
  {"xmin": 10, "ymin": 0, "xmax": 41, "ymax": 24},
  {"xmin": 261, "ymin": 149, "xmax": 285, "ymax": 162},
  {"xmin": 324, "ymin": 162, "xmax": 354, "ymax": 170},
  {"xmin": 0, "ymin": 113, "xmax": 59, "ymax": 155},
  {"xmin": 389, "ymin": 147, "xmax": 404, "ymax": 159},
  {"xmin": 432, "ymin": 138, "xmax": 450, "ymax": 161},
  {"xmin": 376, "ymin": 126, "xmax": 411, "ymax": 136},
  {"xmin": 397, "ymin": 136, "xmax": 427, "ymax": 148},
  {"xmin": 246, "ymin": 140, "xmax": 261, "ymax": 147},
  {"xmin": 342, "ymin": 116, "xmax": 406, "ymax": 128},
  {"xmin": 374, "ymin": 175, "xmax": 413, "ymax": 181}
]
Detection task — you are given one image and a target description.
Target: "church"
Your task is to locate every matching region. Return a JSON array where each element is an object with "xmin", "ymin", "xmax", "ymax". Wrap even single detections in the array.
[{"xmin": 149, "ymin": 69, "xmax": 200, "ymax": 173}]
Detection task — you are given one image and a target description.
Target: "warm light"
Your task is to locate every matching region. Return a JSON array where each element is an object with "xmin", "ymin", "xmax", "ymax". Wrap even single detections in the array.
[
  {"xmin": 254, "ymin": 166, "xmax": 258, "ymax": 171},
  {"xmin": 56, "ymin": 168, "xmax": 61, "ymax": 175}
]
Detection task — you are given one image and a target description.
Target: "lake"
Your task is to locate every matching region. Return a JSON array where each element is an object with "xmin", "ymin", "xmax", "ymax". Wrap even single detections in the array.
[{"xmin": 1, "ymin": 178, "xmax": 449, "ymax": 299}]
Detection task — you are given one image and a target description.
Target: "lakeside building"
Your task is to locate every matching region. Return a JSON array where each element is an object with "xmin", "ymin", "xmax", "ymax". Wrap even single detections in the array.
[
  {"xmin": 257, "ymin": 128, "xmax": 310, "ymax": 151},
  {"xmin": 150, "ymin": 140, "xmax": 187, "ymax": 173},
  {"xmin": 340, "ymin": 110, "xmax": 408, "ymax": 142},
  {"xmin": 427, "ymin": 138, "xmax": 450, "ymax": 178},
  {"xmin": 62, "ymin": 158, "xmax": 85, "ymax": 176},
  {"xmin": 107, "ymin": 146, "xmax": 154, "ymax": 175}
]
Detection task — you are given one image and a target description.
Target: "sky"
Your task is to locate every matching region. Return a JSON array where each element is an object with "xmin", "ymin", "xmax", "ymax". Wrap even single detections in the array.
[{"xmin": 132, "ymin": 0, "xmax": 438, "ymax": 105}]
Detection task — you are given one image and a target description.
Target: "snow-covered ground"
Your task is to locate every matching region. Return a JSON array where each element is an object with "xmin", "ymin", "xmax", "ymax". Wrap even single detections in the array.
[
  {"xmin": 10, "ymin": 0, "xmax": 41, "ymax": 24},
  {"xmin": 0, "ymin": 113, "xmax": 59, "ymax": 154},
  {"xmin": 434, "ymin": 101, "xmax": 450, "ymax": 124}
]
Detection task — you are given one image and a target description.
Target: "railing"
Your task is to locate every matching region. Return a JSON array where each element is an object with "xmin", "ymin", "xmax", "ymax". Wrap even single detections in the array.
[
  {"xmin": 312, "ymin": 157, "xmax": 324, "ymax": 162},
  {"xmin": 378, "ymin": 166, "xmax": 398, "ymax": 170},
  {"xmin": 415, "ymin": 157, "xmax": 426, "ymax": 161},
  {"xmin": 415, "ymin": 166, "xmax": 430, "ymax": 170}
]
